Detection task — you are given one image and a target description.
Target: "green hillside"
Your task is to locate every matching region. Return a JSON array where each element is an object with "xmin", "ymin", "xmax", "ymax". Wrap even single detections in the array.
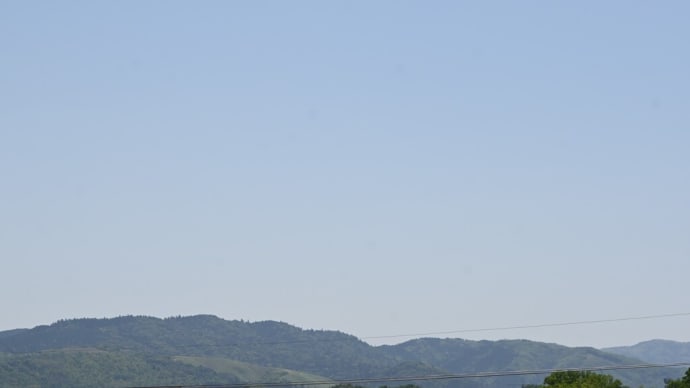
[
  {"xmin": 0, "ymin": 348, "xmax": 229, "ymax": 388},
  {"xmin": 0, "ymin": 315, "xmax": 685, "ymax": 388},
  {"xmin": 0, "ymin": 315, "xmax": 394, "ymax": 379}
]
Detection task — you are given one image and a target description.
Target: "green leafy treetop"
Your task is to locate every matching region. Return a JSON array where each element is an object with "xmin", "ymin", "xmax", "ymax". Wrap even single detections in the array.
[
  {"xmin": 523, "ymin": 371, "xmax": 628, "ymax": 388},
  {"xmin": 331, "ymin": 385, "xmax": 421, "ymax": 388}
]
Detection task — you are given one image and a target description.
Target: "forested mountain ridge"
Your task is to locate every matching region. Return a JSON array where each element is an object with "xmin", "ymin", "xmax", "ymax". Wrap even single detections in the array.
[
  {"xmin": 0, "ymin": 315, "xmax": 395, "ymax": 379},
  {"xmin": 603, "ymin": 340, "xmax": 690, "ymax": 364},
  {"xmin": 0, "ymin": 315, "xmax": 685, "ymax": 388}
]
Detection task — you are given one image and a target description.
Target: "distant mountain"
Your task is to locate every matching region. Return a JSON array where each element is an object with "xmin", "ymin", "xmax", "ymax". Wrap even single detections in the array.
[
  {"xmin": 0, "ymin": 315, "xmax": 686, "ymax": 388},
  {"xmin": 604, "ymin": 339, "xmax": 690, "ymax": 363},
  {"xmin": 383, "ymin": 338, "xmax": 681, "ymax": 387}
]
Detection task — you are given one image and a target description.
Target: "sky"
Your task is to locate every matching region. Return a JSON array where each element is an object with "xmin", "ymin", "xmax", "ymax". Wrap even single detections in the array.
[{"xmin": 1, "ymin": 1, "xmax": 689, "ymax": 349}]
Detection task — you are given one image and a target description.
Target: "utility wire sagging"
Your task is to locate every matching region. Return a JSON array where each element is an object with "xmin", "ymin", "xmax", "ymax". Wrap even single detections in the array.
[
  {"xmin": 100, "ymin": 311, "xmax": 690, "ymax": 351},
  {"xmin": 128, "ymin": 361, "xmax": 690, "ymax": 388}
]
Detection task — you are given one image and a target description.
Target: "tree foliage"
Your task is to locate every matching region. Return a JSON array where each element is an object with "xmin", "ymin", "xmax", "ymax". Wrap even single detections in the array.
[
  {"xmin": 665, "ymin": 368, "xmax": 690, "ymax": 388},
  {"xmin": 331, "ymin": 385, "xmax": 421, "ymax": 388},
  {"xmin": 524, "ymin": 371, "xmax": 627, "ymax": 388}
]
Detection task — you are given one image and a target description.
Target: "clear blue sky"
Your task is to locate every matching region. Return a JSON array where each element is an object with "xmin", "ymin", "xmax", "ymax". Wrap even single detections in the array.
[{"xmin": 1, "ymin": 1, "xmax": 689, "ymax": 348}]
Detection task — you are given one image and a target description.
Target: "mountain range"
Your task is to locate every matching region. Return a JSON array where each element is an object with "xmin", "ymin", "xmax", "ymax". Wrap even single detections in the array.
[
  {"xmin": 0, "ymin": 315, "xmax": 686, "ymax": 388},
  {"xmin": 604, "ymin": 340, "xmax": 690, "ymax": 364}
]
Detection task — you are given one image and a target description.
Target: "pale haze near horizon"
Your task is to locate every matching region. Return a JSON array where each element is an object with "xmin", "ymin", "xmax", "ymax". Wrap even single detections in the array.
[{"xmin": 1, "ymin": 1, "xmax": 689, "ymax": 349}]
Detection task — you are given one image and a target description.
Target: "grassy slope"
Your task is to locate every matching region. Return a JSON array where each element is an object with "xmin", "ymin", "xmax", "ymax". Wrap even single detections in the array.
[{"xmin": 173, "ymin": 355, "xmax": 331, "ymax": 384}]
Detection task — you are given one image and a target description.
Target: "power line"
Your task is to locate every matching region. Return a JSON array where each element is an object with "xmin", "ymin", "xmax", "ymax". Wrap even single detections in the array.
[
  {"xmin": 362, "ymin": 311, "xmax": 690, "ymax": 340},
  {"xmin": 127, "ymin": 361, "xmax": 690, "ymax": 388}
]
